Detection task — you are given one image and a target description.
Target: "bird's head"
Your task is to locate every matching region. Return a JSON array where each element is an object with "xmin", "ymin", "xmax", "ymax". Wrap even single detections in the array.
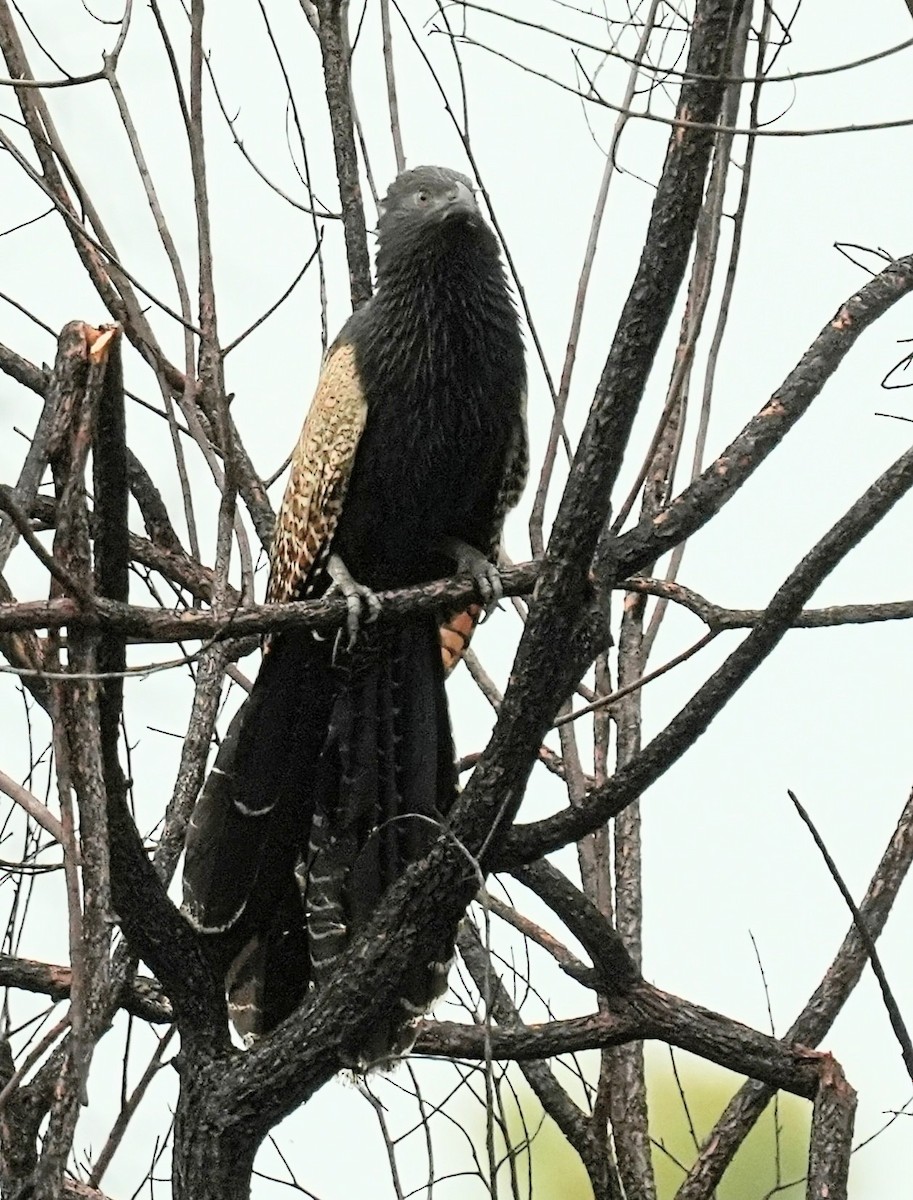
[
  {"xmin": 377, "ymin": 165, "xmax": 479, "ymax": 231},
  {"xmin": 374, "ymin": 166, "xmax": 500, "ymax": 282}
]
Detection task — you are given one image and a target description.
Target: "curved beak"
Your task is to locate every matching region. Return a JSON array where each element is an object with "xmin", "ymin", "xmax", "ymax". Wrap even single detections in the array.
[{"xmin": 443, "ymin": 179, "xmax": 478, "ymax": 216}]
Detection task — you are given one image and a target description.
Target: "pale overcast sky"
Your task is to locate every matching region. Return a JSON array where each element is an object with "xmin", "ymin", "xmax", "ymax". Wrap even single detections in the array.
[{"xmin": 2, "ymin": 2, "xmax": 913, "ymax": 1197}]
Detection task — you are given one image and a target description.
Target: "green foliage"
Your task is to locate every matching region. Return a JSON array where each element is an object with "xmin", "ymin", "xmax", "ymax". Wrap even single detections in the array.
[
  {"xmin": 521, "ymin": 1116, "xmax": 594, "ymax": 1200},
  {"xmin": 473, "ymin": 1051, "xmax": 820, "ymax": 1199},
  {"xmin": 647, "ymin": 1049, "xmax": 809, "ymax": 1199}
]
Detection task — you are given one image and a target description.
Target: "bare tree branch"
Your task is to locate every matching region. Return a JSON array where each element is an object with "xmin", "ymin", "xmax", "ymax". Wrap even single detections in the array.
[
  {"xmin": 505, "ymin": 438, "xmax": 913, "ymax": 864},
  {"xmin": 316, "ymin": 0, "xmax": 372, "ymax": 307},
  {"xmin": 676, "ymin": 786, "xmax": 913, "ymax": 1198}
]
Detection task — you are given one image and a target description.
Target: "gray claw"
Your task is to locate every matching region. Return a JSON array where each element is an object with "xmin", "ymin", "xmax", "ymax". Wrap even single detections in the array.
[
  {"xmin": 441, "ymin": 538, "xmax": 503, "ymax": 620},
  {"xmin": 327, "ymin": 553, "xmax": 380, "ymax": 648},
  {"xmin": 476, "ymin": 562, "xmax": 503, "ymax": 619}
]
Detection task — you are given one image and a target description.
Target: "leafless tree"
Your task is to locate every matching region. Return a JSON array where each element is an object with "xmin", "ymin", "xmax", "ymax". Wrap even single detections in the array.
[{"xmin": 1, "ymin": 2, "xmax": 912, "ymax": 1198}]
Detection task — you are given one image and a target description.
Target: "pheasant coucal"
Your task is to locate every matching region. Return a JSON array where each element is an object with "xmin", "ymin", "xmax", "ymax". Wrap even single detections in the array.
[{"xmin": 182, "ymin": 165, "xmax": 527, "ymax": 1065}]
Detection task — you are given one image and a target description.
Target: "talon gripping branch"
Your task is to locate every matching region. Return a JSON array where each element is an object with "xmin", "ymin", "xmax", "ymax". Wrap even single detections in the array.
[{"xmin": 183, "ymin": 166, "xmax": 527, "ymax": 1065}]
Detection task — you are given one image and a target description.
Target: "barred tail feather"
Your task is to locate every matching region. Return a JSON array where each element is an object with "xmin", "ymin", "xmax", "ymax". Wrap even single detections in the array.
[
  {"xmin": 305, "ymin": 615, "xmax": 459, "ymax": 1065},
  {"xmin": 183, "ymin": 617, "xmax": 460, "ymax": 1058},
  {"xmin": 225, "ymin": 891, "xmax": 311, "ymax": 1042},
  {"xmin": 182, "ymin": 629, "xmax": 339, "ymax": 1034}
]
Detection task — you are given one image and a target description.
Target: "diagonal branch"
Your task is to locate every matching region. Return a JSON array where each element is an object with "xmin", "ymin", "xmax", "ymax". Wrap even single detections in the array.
[
  {"xmin": 675, "ymin": 786, "xmax": 913, "ymax": 1198},
  {"xmin": 503, "ymin": 439, "xmax": 913, "ymax": 864},
  {"xmin": 788, "ymin": 789, "xmax": 913, "ymax": 1085},
  {"xmin": 613, "ymin": 252, "xmax": 913, "ymax": 579},
  {"xmin": 443, "ymin": 0, "xmax": 743, "ymax": 881}
]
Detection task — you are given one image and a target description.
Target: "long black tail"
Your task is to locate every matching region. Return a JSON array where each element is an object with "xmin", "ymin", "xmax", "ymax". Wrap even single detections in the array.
[{"xmin": 182, "ymin": 614, "xmax": 458, "ymax": 1055}]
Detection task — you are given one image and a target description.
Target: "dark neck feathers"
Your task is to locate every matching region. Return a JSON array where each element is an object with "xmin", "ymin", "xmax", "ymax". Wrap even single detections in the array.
[{"xmin": 361, "ymin": 216, "xmax": 520, "ymax": 400}]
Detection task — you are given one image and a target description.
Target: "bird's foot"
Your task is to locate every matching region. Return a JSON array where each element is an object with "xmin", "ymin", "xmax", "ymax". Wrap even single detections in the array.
[
  {"xmin": 327, "ymin": 553, "xmax": 381, "ymax": 648},
  {"xmin": 440, "ymin": 538, "xmax": 503, "ymax": 619}
]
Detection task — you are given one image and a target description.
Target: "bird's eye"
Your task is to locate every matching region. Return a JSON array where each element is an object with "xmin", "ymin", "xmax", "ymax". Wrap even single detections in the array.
[{"xmin": 415, "ymin": 190, "xmax": 430, "ymax": 205}]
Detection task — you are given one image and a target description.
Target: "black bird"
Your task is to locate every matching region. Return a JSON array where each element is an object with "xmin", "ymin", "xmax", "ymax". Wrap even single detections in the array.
[{"xmin": 182, "ymin": 165, "xmax": 527, "ymax": 1065}]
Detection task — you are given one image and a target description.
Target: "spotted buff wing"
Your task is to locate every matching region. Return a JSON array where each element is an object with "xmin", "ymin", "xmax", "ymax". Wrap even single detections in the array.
[{"xmin": 268, "ymin": 339, "xmax": 367, "ymax": 606}]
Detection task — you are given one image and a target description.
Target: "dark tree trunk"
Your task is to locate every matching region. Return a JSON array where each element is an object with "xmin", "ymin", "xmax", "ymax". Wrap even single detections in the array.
[{"xmin": 173, "ymin": 1058, "xmax": 258, "ymax": 1200}]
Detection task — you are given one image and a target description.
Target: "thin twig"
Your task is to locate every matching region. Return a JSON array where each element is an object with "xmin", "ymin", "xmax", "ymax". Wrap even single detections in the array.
[{"xmin": 787, "ymin": 789, "xmax": 913, "ymax": 1086}]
